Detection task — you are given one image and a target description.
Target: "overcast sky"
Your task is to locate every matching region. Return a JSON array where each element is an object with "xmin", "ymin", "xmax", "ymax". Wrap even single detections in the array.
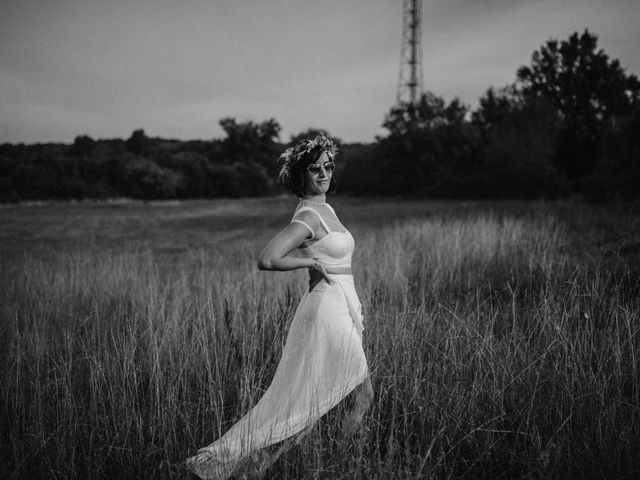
[{"xmin": 1, "ymin": 0, "xmax": 639, "ymax": 144}]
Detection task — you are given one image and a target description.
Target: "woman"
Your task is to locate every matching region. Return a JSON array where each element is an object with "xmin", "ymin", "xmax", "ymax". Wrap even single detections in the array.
[{"xmin": 186, "ymin": 135, "xmax": 373, "ymax": 479}]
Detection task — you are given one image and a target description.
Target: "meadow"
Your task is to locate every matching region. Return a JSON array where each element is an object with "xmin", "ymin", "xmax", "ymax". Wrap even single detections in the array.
[{"xmin": 1, "ymin": 196, "xmax": 639, "ymax": 479}]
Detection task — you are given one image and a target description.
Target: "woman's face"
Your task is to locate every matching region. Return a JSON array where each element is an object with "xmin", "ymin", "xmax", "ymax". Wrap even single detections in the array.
[{"xmin": 303, "ymin": 151, "xmax": 334, "ymax": 196}]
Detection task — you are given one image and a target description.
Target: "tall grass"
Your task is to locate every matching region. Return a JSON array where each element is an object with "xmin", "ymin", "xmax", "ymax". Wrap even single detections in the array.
[{"xmin": 1, "ymin": 202, "xmax": 639, "ymax": 479}]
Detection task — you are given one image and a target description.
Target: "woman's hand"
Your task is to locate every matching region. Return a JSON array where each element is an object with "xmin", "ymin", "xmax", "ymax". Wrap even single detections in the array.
[{"xmin": 309, "ymin": 258, "xmax": 334, "ymax": 291}]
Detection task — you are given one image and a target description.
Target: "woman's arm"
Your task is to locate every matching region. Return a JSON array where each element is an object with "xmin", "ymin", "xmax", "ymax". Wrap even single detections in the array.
[
  {"xmin": 257, "ymin": 221, "xmax": 334, "ymax": 283},
  {"xmin": 257, "ymin": 222, "xmax": 314, "ymax": 271}
]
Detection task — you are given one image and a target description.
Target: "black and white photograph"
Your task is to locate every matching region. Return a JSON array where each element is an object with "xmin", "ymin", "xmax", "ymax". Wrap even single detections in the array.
[{"xmin": 1, "ymin": 1, "xmax": 639, "ymax": 478}]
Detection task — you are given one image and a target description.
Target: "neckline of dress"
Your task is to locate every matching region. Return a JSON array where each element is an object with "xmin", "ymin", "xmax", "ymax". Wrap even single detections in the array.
[
  {"xmin": 301, "ymin": 230, "xmax": 351, "ymax": 248},
  {"xmin": 300, "ymin": 199, "xmax": 327, "ymax": 206}
]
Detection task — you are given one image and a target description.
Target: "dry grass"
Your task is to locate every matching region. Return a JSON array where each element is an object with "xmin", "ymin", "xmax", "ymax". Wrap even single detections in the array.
[{"xmin": 1, "ymin": 197, "xmax": 639, "ymax": 479}]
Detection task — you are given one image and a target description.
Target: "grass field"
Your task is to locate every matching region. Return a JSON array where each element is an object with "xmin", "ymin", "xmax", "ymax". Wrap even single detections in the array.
[{"xmin": 1, "ymin": 196, "xmax": 639, "ymax": 479}]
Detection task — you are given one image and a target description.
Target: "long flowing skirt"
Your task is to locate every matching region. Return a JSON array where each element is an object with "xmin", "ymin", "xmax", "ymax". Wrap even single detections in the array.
[{"xmin": 186, "ymin": 274, "xmax": 369, "ymax": 479}]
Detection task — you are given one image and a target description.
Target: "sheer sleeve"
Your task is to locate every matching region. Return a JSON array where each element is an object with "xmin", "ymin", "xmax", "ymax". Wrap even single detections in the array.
[{"xmin": 290, "ymin": 209, "xmax": 317, "ymax": 240}]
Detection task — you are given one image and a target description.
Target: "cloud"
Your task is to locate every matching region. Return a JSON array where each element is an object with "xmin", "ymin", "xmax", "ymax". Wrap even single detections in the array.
[{"xmin": 1, "ymin": 0, "xmax": 638, "ymax": 143}]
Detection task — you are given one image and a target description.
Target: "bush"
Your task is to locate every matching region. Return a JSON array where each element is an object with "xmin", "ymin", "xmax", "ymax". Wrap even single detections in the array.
[{"xmin": 124, "ymin": 156, "xmax": 182, "ymax": 199}]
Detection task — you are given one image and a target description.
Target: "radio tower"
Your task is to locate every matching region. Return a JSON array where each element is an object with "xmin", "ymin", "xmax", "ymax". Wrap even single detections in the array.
[{"xmin": 397, "ymin": 0, "xmax": 424, "ymax": 106}]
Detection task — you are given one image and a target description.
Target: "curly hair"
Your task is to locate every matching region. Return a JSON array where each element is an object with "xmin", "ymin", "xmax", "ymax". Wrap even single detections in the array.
[{"xmin": 277, "ymin": 136, "xmax": 338, "ymax": 197}]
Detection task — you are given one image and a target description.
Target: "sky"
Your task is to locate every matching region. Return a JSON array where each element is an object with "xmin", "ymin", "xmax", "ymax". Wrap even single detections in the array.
[{"xmin": 1, "ymin": 0, "xmax": 639, "ymax": 145}]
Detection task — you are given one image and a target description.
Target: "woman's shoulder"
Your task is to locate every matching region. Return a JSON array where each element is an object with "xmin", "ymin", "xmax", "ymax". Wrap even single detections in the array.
[
  {"xmin": 292, "ymin": 206, "xmax": 321, "ymax": 223},
  {"xmin": 290, "ymin": 206, "xmax": 323, "ymax": 240},
  {"xmin": 324, "ymin": 203, "xmax": 336, "ymax": 215}
]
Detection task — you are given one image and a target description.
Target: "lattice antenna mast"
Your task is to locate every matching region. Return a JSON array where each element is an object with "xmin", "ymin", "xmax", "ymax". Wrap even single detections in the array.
[{"xmin": 397, "ymin": 0, "xmax": 424, "ymax": 106}]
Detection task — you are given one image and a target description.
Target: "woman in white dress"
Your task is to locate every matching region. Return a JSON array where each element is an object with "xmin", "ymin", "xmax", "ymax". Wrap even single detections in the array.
[{"xmin": 186, "ymin": 135, "xmax": 373, "ymax": 479}]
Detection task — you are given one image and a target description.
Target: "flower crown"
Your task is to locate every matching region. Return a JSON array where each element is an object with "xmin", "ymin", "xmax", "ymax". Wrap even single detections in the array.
[{"xmin": 277, "ymin": 135, "xmax": 338, "ymax": 183}]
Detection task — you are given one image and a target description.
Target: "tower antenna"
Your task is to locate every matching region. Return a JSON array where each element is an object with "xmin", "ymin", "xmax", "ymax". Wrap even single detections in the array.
[{"xmin": 397, "ymin": 0, "xmax": 424, "ymax": 106}]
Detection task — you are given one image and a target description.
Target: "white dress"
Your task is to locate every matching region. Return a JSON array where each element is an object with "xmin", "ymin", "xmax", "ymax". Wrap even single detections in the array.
[{"xmin": 186, "ymin": 201, "xmax": 369, "ymax": 479}]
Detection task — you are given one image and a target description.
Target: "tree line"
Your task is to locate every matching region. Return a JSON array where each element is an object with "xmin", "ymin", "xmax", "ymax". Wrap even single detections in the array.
[{"xmin": 1, "ymin": 30, "xmax": 638, "ymax": 202}]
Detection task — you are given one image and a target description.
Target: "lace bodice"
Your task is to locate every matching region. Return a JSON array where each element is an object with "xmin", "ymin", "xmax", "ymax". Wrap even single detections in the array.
[{"xmin": 290, "ymin": 201, "xmax": 354, "ymax": 269}]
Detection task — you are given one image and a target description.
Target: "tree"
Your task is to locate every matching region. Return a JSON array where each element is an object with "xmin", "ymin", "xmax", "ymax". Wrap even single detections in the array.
[
  {"xmin": 517, "ymin": 30, "xmax": 640, "ymax": 178},
  {"xmin": 233, "ymin": 161, "xmax": 270, "ymax": 197},
  {"xmin": 125, "ymin": 129, "xmax": 148, "ymax": 155},
  {"xmin": 472, "ymin": 85, "xmax": 523, "ymax": 131},
  {"xmin": 373, "ymin": 92, "xmax": 477, "ymax": 196},
  {"xmin": 124, "ymin": 156, "xmax": 182, "ymax": 199},
  {"xmin": 165, "ymin": 151, "xmax": 216, "ymax": 198},
  {"xmin": 70, "ymin": 135, "xmax": 96, "ymax": 157},
  {"xmin": 289, "ymin": 128, "xmax": 339, "ymax": 146},
  {"xmin": 218, "ymin": 118, "xmax": 282, "ymax": 181},
  {"xmin": 477, "ymin": 99, "xmax": 561, "ymax": 198},
  {"xmin": 219, "ymin": 118, "xmax": 280, "ymax": 156},
  {"xmin": 580, "ymin": 104, "xmax": 640, "ymax": 201},
  {"xmin": 383, "ymin": 92, "xmax": 467, "ymax": 139}
]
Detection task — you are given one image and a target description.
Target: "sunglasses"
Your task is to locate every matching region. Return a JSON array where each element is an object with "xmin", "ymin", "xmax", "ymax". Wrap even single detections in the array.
[{"xmin": 307, "ymin": 162, "xmax": 335, "ymax": 175}]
